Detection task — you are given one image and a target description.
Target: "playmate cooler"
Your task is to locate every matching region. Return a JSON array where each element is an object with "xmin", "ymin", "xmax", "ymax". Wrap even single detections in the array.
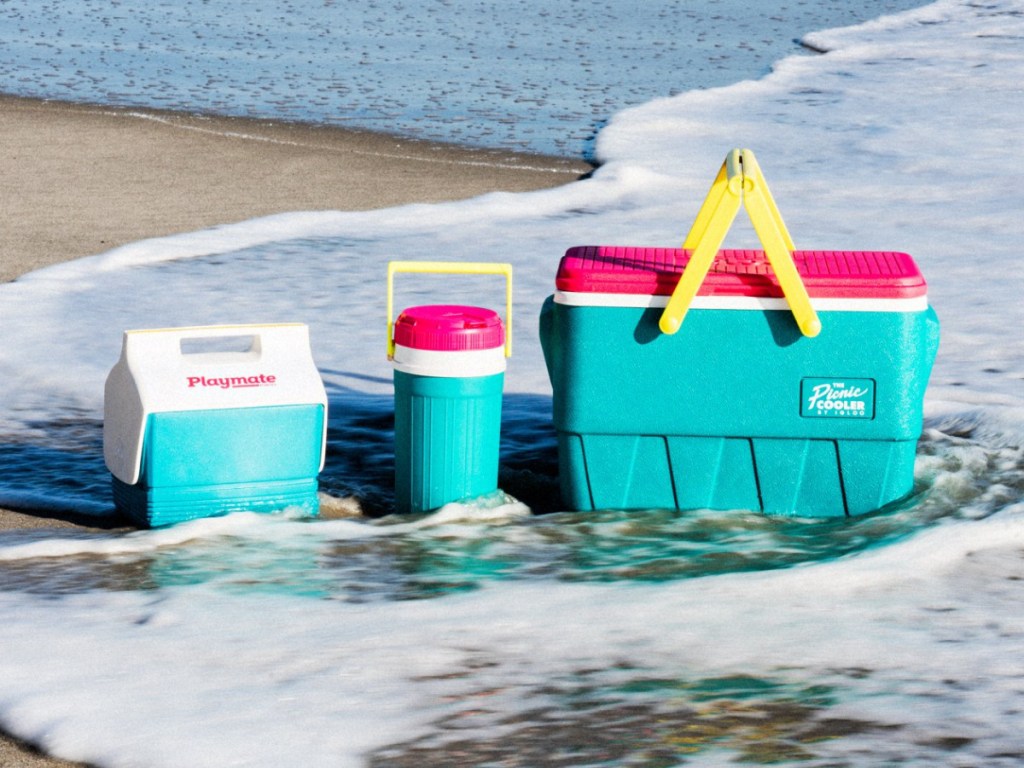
[
  {"xmin": 539, "ymin": 150, "xmax": 939, "ymax": 517},
  {"xmin": 104, "ymin": 323, "xmax": 328, "ymax": 527}
]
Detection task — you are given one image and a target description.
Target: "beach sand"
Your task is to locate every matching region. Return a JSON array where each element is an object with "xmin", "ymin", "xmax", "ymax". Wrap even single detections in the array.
[
  {"xmin": 0, "ymin": 94, "xmax": 590, "ymax": 767},
  {"xmin": 0, "ymin": 95, "xmax": 589, "ymax": 282}
]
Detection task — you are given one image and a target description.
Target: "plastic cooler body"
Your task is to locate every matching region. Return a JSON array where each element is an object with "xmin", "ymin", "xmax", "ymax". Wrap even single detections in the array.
[
  {"xmin": 393, "ymin": 371, "xmax": 504, "ymax": 515},
  {"xmin": 112, "ymin": 404, "xmax": 324, "ymax": 528},
  {"xmin": 539, "ymin": 247, "xmax": 940, "ymax": 518},
  {"xmin": 391, "ymin": 304, "xmax": 506, "ymax": 515},
  {"xmin": 104, "ymin": 324, "xmax": 329, "ymax": 528}
]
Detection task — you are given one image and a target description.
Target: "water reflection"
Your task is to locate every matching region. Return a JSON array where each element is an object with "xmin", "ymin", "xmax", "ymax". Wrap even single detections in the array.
[{"xmin": 367, "ymin": 670, "xmax": 896, "ymax": 767}]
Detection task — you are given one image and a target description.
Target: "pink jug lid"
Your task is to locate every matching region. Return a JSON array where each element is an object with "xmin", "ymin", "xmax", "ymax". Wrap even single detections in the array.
[{"xmin": 393, "ymin": 305, "xmax": 505, "ymax": 351}]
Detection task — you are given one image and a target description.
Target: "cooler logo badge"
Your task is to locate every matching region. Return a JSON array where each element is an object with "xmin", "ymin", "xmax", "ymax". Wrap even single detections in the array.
[
  {"xmin": 187, "ymin": 374, "xmax": 277, "ymax": 390},
  {"xmin": 801, "ymin": 378, "xmax": 874, "ymax": 419}
]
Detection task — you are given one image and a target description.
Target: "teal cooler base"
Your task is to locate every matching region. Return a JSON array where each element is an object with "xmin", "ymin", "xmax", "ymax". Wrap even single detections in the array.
[
  {"xmin": 113, "ymin": 476, "xmax": 320, "ymax": 528},
  {"xmin": 112, "ymin": 404, "xmax": 324, "ymax": 527},
  {"xmin": 559, "ymin": 433, "xmax": 917, "ymax": 517},
  {"xmin": 541, "ymin": 299, "xmax": 939, "ymax": 518},
  {"xmin": 394, "ymin": 371, "xmax": 503, "ymax": 515}
]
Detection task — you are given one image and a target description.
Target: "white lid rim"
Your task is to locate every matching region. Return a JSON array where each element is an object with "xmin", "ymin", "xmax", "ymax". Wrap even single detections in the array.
[{"xmin": 553, "ymin": 291, "xmax": 930, "ymax": 313}]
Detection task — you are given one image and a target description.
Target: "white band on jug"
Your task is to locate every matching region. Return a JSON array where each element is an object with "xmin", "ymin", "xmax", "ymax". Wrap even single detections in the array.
[{"xmin": 391, "ymin": 344, "xmax": 506, "ymax": 378}]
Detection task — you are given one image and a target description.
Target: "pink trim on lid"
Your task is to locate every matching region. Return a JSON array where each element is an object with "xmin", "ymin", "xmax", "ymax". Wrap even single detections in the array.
[
  {"xmin": 393, "ymin": 305, "xmax": 505, "ymax": 351},
  {"xmin": 555, "ymin": 246, "xmax": 928, "ymax": 299}
]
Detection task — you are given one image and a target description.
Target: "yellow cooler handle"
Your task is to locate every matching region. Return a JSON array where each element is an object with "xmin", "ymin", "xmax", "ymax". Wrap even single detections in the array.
[
  {"xmin": 387, "ymin": 261, "xmax": 514, "ymax": 359},
  {"xmin": 659, "ymin": 149, "xmax": 821, "ymax": 338}
]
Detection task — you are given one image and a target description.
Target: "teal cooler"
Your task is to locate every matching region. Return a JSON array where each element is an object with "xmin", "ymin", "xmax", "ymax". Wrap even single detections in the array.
[
  {"xmin": 103, "ymin": 324, "xmax": 328, "ymax": 527},
  {"xmin": 539, "ymin": 246, "xmax": 940, "ymax": 517},
  {"xmin": 392, "ymin": 305, "xmax": 506, "ymax": 515}
]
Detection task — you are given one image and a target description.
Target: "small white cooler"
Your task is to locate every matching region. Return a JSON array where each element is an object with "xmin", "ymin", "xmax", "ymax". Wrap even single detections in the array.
[{"xmin": 103, "ymin": 323, "xmax": 328, "ymax": 527}]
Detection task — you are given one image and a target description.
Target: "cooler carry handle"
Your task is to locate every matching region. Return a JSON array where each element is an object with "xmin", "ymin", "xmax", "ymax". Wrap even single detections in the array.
[
  {"xmin": 121, "ymin": 322, "xmax": 319, "ymax": 362},
  {"xmin": 386, "ymin": 261, "xmax": 514, "ymax": 359},
  {"xmin": 659, "ymin": 149, "xmax": 822, "ymax": 338}
]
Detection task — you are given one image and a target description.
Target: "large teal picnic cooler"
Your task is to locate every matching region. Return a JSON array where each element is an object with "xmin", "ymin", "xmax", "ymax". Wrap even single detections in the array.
[
  {"xmin": 539, "ymin": 150, "xmax": 939, "ymax": 517},
  {"xmin": 103, "ymin": 323, "xmax": 328, "ymax": 527}
]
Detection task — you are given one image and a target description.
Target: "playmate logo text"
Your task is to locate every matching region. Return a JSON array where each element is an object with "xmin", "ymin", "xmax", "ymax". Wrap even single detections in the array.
[
  {"xmin": 801, "ymin": 378, "xmax": 875, "ymax": 419},
  {"xmin": 186, "ymin": 373, "xmax": 277, "ymax": 389}
]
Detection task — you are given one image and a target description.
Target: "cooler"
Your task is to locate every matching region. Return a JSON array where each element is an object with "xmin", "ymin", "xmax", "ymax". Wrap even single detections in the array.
[
  {"xmin": 387, "ymin": 261, "xmax": 513, "ymax": 514},
  {"xmin": 103, "ymin": 323, "xmax": 328, "ymax": 527},
  {"xmin": 391, "ymin": 305, "xmax": 506, "ymax": 514},
  {"xmin": 538, "ymin": 149, "xmax": 940, "ymax": 518},
  {"xmin": 540, "ymin": 247, "xmax": 939, "ymax": 517}
]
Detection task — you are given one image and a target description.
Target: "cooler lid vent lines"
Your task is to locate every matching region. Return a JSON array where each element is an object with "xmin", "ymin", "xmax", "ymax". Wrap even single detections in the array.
[{"xmin": 555, "ymin": 246, "xmax": 928, "ymax": 305}]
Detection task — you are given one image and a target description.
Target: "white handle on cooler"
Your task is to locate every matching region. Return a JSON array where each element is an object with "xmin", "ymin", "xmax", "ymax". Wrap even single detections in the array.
[{"xmin": 122, "ymin": 322, "xmax": 311, "ymax": 361}]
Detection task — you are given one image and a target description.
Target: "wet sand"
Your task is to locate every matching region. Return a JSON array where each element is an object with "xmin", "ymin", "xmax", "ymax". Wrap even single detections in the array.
[
  {"xmin": 0, "ymin": 93, "xmax": 590, "ymax": 767},
  {"xmin": 0, "ymin": 95, "xmax": 589, "ymax": 283}
]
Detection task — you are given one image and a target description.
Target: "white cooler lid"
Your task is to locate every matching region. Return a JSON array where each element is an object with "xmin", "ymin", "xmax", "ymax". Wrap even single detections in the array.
[{"xmin": 103, "ymin": 323, "xmax": 328, "ymax": 485}]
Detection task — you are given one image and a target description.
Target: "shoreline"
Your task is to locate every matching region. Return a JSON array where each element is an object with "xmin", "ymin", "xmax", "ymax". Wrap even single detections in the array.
[
  {"xmin": 0, "ymin": 93, "xmax": 591, "ymax": 768},
  {"xmin": 0, "ymin": 94, "xmax": 592, "ymax": 283}
]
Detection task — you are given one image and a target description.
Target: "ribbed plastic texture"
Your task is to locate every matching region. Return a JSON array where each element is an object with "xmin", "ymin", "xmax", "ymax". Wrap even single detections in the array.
[
  {"xmin": 538, "ymin": 284, "xmax": 940, "ymax": 517},
  {"xmin": 393, "ymin": 372, "xmax": 503, "ymax": 514},
  {"xmin": 112, "ymin": 404, "xmax": 324, "ymax": 527},
  {"xmin": 393, "ymin": 305, "xmax": 504, "ymax": 351},
  {"xmin": 113, "ymin": 476, "xmax": 319, "ymax": 528},
  {"xmin": 556, "ymin": 246, "xmax": 927, "ymax": 299}
]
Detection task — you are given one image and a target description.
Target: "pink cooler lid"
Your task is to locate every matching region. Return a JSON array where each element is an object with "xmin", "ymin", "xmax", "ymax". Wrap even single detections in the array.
[
  {"xmin": 394, "ymin": 305, "xmax": 505, "ymax": 351},
  {"xmin": 556, "ymin": 246, "xmax": 928, "ymax": 299}
]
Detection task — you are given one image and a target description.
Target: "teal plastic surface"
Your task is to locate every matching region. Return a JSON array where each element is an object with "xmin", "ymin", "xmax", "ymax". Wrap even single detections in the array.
[
  {"xmin": 112, "ymin": 404, "xmax": 324, "ymax": 527},
  {"xmin": 540, "ymin": 298, "xmax": 940, "ymax": 517},
  {"xmin": 394, "ymin": 371, "xmax": 504, "ymax": 515}
]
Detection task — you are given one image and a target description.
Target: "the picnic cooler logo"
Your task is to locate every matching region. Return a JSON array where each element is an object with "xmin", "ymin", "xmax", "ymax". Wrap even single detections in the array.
[{"xmin": 801, "ymin": 378, "xmax": 875, "ymax": 419}]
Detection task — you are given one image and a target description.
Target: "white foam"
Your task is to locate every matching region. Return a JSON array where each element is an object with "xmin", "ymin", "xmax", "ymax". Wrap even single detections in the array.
[{"xmin": 2, "ymin": 510, "xmax": 1023, "ymax": 766}]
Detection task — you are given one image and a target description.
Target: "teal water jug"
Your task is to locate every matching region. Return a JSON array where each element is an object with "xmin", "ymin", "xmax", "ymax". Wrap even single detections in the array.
[{"xmin": 387, "ymin": 261, "xmax": 512, "ymax": 515}]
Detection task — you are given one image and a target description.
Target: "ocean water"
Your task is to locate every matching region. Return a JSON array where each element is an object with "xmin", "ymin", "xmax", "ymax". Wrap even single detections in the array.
[
  {"xmin": 3, "ymin": 0, "xmax": 1024, "ymax": 766},
  {"xmin": 0, "ymin": 0, "xmax": 927, "ymax": 158}
]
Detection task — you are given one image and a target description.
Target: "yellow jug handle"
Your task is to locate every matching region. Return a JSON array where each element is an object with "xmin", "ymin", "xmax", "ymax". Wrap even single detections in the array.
[
  {"xmin": 387, "ymin": 261, "xmax": 514, "ymax": 359},
  {"xmin": 659, "ymin": 149, "xmax": 821, "ymax": 338}
]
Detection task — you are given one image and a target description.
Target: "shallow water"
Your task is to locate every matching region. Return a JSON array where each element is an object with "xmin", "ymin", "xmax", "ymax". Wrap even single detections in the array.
[
  {"xmin": 2, "ymin": 400, "xmax": 1020, "ymax": 599},
  {"xmin": 2, "ymin": 421, "xmax": 1023, "ymax": 767},
  {"xmin": 0, "ymin": 0, "xmax": 930, "ymax": 158}
]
